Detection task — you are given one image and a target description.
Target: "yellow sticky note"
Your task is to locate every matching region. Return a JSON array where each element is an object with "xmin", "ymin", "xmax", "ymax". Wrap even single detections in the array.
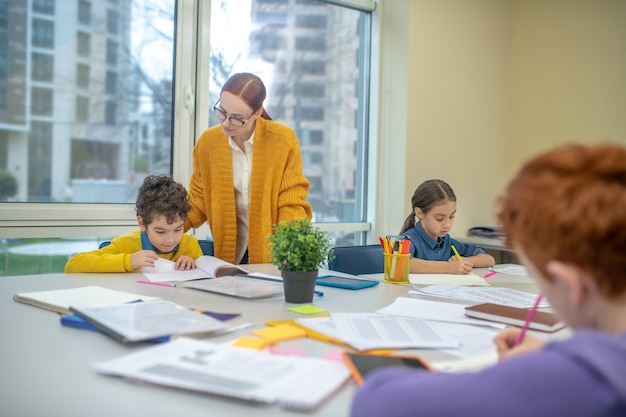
[
  {"xmin": 231, "ymin": 335, "xmax": 268, "ymax": 350},
  {"xmin": 364, "ymin": 349, "xmax": 396, "ymax": 355},
  {"xmin": 253, "ymin": 323, "xmax": 307, "ymax": 343},
  {"xmin": 286, "ymin": 304, "xmax": 328, "ymax": 315}
]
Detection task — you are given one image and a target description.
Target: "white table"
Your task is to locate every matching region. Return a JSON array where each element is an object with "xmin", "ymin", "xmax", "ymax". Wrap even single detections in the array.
[{"xmin": 0, "ymin": 265, "xmax": 546, "ymax": 417}]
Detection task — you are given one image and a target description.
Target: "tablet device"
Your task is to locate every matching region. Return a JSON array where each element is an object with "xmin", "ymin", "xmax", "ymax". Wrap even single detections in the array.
[
  {"xmin": 315, "ymin": 275, "xmax": 379, "ymax": 290},
  {"xmin": 342, "ymin": 351, "xmax": 431, "ymax": 385}
]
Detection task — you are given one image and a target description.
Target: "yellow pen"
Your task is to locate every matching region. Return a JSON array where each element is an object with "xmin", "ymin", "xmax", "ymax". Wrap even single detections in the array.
[{"xmin": 451, "ymin": 245, "xmax": 462, "ymax": 261}]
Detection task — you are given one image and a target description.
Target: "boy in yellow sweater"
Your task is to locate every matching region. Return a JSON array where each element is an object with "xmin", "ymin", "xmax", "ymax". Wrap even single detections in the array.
[{"xmin": 65, "ymin": 175, "xmax": 202, "ymax": 272}]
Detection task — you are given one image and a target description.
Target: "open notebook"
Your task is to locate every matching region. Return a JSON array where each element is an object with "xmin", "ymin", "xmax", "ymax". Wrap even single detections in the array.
[
  {"xmin": 95, "ymin": 337, "xmax": 350, "ymax": 411},
  {"xmin": 142, "ymin": 256, "xmax": 269, "ymax": 282}
]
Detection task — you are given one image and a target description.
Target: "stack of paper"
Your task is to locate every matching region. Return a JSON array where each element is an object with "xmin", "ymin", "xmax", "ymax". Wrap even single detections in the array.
[
  {"xmin": 297, "ymin": 312, "xmax": 460, "ymax": 351},
  {"xmin": 410, "ymin": 285, "xmax": 549, "ymax": 308},
  {"xmin": 408, "ymin": 273, "xmax": 489, "ymax": 286},
  {"xmin": 95, "ymin": 337, "xmax": 350, "ymax": 411}
]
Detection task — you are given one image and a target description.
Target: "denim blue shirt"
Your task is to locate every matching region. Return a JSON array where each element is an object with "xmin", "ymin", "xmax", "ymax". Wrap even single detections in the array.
[{"xmin": 402, "ymin": 222, "xmax": 487, "ymax": 261}]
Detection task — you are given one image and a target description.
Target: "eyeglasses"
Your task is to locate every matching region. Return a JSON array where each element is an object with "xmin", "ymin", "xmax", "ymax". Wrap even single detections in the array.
[{"xmin": 213, "ymin": 100, "xmax": 256, "ymax": 127}]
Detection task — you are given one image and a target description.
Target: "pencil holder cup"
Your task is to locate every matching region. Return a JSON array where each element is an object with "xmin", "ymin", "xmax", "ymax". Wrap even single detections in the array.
[{"xmin": 384, "ymin": 253, "xmax": 410, "ymax": 283}]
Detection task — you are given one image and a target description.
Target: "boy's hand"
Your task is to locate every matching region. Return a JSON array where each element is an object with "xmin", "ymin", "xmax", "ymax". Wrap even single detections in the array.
[
  {"xmin": 493, "ymin": 328, "xmax": 545, "ymax": 360},
  {"xmin": 446, "ymin": 257, "xmax": 474, "ymax": 274},
  {"xmin": 131, "ymin": 250, "xmax": 159, "ymax": 269},
  {"xmin": 174, "ymin": 255, "xmax": 196, "ymax": 270}
]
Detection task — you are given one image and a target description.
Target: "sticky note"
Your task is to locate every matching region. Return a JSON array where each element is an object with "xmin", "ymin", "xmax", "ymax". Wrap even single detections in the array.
[
  {"xmin": 322, "ymin": 349, "xmax": 347, "ymax": 362},
  {"xmin": 286, "ymin": 304, "xmax": 328, "ymax": 315},
  {"xmin": 230, "ymin": 335, "xmax": 268, "ymax": 350},
  {"xmin": 269, "ymin": 346, "xmax": 307, "ymax": 357},
  {"xmin": 253, "ymin": 324, "xmax": 307, "ymax": 343}
]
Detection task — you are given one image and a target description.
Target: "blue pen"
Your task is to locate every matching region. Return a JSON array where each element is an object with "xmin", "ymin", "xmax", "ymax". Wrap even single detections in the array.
[{"xmin": 314, "ymin": 290, "xmax": 324, "ymax": 297}]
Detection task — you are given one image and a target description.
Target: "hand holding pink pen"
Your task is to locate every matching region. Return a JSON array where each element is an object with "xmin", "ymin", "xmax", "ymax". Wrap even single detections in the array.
[{"xmin": 513, "ymin": 294, "xmax": 544, "ymax": 347}]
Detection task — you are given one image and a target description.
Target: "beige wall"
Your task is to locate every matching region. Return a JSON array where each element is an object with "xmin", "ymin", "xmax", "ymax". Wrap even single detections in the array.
[
  {"xmin": 406, "ymin": 0, "xmax": 511, "ymax": 236},
  {"xmin": 376, "ymin": 0, "xmax": 626, "ymax": 239},
  {"xmin": 509, "ymin": 0, "xmax": 626, "ymax": 170}
]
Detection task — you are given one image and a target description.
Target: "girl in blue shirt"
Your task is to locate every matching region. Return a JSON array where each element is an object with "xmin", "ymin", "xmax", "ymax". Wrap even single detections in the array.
[{"xmin": 399, "ymin": 179, "xmax": 495, "ymax": 274}]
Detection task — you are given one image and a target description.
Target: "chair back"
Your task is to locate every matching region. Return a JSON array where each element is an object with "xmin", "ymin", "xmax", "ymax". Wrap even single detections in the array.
[
  {"xmin": 197, "ymin": 239, "xmax": 214, "ymax": 256},
  {"xmin": 327, "ymin": 244, "xmax": 384, "ymax": 275}
]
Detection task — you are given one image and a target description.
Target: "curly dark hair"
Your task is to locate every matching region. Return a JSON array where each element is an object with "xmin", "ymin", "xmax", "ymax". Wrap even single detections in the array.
[{"xmin": 135, "ymin": 175, "xmax": 191, "ymax": 225}]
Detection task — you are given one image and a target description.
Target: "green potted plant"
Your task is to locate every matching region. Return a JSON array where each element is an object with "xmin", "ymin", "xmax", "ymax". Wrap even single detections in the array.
[{"xmin": 268, "ymin": 218, "xmax": 334, "ymax": 303}]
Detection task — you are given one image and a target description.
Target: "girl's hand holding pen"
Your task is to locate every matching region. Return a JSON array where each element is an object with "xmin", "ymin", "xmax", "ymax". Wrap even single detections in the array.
[
  {"xmin": 446, "ymin": 257, "xmax": 474, "ymax": 274},
  {"xmin": 493, "ymin": 328, "xmax": 545, "ymax": 360},
  {"xmin": 448, "ymin": 244, "xmax": 473, "ymax": 274}
]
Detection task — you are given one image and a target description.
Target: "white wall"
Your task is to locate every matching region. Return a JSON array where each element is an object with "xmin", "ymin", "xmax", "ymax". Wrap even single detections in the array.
[{"xmin": 376, "ymin": 0, "xmax": 626, "ymax": 240}]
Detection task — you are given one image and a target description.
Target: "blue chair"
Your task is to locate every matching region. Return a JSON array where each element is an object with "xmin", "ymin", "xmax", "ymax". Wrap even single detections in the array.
[
  {"xmin": 99, "ymin": 241, "xmax": 111, "ymax": 249},
  {"xmin": 327, "ymin": 244, "xmax": 385, "ymax": 275},
  {"xmin": 197, "ymin": 239, "xmax": 214, "ymax": 256}
]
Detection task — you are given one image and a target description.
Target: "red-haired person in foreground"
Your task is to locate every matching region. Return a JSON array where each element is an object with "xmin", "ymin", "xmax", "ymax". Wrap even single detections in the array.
[
  {"xmin": 351, "ymin": 143, "xmax": 626, "ymax": 417},
  {"xmin": 66, "ymin": 175, "xmax": 202, "ymax": 272}
]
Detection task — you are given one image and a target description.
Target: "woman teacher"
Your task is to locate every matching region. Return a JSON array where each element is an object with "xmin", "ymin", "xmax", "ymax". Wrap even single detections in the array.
[{"xmin": 186, "ymin": 72, "xmax": 312, "ymax": 264}]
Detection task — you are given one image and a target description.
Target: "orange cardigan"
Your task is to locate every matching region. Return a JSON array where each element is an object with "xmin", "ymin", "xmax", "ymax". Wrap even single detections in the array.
[{"xmin": 186, "ymin": 117, "xmax": 312, "ymax": 264}]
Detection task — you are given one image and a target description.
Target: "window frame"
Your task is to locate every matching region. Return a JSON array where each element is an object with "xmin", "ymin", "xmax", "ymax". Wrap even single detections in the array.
[{"xmin": 0, "ymin": 0, "xmax": 377, "ymax": 242}]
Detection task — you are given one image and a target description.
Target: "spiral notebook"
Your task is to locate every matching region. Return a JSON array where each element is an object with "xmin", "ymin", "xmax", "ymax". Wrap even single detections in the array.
[{"xmin": 94, "ymin": 337, "xmax": 350, "ymax": 411}]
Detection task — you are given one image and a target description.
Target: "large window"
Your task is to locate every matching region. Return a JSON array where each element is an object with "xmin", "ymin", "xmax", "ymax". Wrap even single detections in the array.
[
  {"xmin": 209, "ymin": 0, "xmax": 372, "ymax": 240},
  {"xmin": 0, "ymin": 0, "xmax": 376, "ymax": 276}
]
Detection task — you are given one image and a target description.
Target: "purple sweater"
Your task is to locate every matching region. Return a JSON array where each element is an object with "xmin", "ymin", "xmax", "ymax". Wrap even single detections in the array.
[{"xmin": 350, "ymin": 330, "xmax": 626, "ymax": 417}]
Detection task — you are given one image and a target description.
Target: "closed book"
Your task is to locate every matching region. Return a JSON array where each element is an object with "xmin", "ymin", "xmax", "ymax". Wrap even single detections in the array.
[
  {"xmin": 13, "ymin": 286, "xmax": 159, "ymax": 315},
  {"xmin": 464, "ymin": 302, "xmax": 566, "ymax": 332}
]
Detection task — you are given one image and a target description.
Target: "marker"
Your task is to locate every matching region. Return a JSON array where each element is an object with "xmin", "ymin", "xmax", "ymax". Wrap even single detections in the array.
[
  {"xmin": 513, "ymin": 294, "xmax": 543, "ymax": 347},
  {"xmin": 137, "ymin": 279, "xmax": 176, "ymax": 288},
  {"xmin": 314, "ymin": 290, "xmax": 324, "ymax": 297},
  {"xmin": 451, "ymin": 245, "xmax": 462, "ymax": 261},
  {"xmin": 484, "ymin": 271, "xmax": 497, "ymax": 278}
]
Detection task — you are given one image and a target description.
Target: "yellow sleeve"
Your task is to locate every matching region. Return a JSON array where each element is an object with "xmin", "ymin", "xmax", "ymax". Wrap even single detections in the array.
[
  {"xmin": 174, "ymin": 235, "xmax": 204, "ymax": 259},
  {"xmin": 277, "ymin": 134, "xmax": 313, "ymax": 222},
  {"xmin": 65, "ymin": 231, "xmax": 141, "ymax": 273}
]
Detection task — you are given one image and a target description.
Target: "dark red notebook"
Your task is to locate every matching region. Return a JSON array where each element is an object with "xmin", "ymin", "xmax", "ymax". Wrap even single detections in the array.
[{"xmin": 464, "ymin": 303, "xmax": 566, "ymax": 332}]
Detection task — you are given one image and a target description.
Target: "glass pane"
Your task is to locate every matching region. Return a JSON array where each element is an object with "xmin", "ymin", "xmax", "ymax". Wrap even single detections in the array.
[
  {"xmin": 0, "ymin": 0, "xmax": 175, "ymax": 204},
  {"xmin": 0, "ymin": 237, "xmax": 113, "ymax": 277},
  {"xmin": 209, "ymin": 0, "xmax": 369, "ymax": 230}
]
